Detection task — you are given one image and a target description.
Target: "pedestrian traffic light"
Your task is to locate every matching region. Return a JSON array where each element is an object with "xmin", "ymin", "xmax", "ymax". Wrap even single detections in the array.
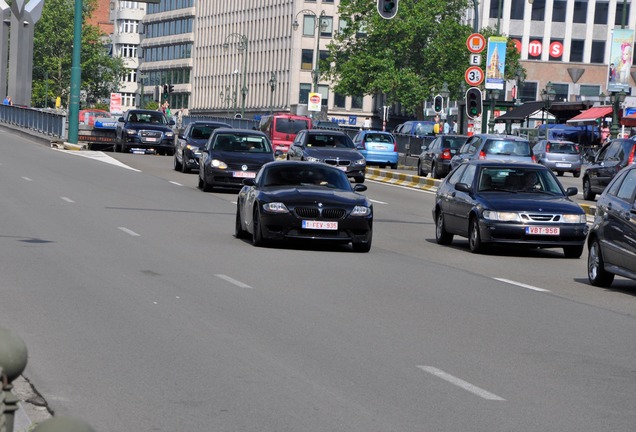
[
  {"xmin": 433, "ymin": 95, "xmax": 443, "ymax": 113},
  {"xmin": 168, "ymin": 84, "xmax": 174, "ymax": 94},
  {"xmin": 163, "ymin": 84, "xmax": 168, "ymax": 95},
  {"xmin": 377, "ymin": 0, "xmax": 398, "ymax": 19},
  {"xmin": 466, "ymin": 87, "xmax": 483, "ymax": 119}
]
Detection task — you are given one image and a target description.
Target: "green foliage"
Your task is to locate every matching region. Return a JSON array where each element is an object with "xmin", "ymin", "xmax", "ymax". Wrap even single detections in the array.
[
  {"xmin": 145, "ymin": 101, "xmax": 160, "ymax": 111},
  {"xmin": 31, "ymin": 0, "xmax": 124, "ymax": 108},
  {"xmin": 326, "ymin": 0, "xmax": 524, "ymax": 117}
]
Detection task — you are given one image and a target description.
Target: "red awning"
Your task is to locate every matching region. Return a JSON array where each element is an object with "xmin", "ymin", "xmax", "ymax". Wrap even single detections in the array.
[
  {"xmin": 621, "ymin": 112, "xmax": 636, "ymax": 127},
  {"xmin": 566, "ymin": 106, "xmax": 613, "ymax": 126}
]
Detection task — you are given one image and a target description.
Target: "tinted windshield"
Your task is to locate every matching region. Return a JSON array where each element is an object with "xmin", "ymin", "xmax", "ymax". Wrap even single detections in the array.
[
  {"xmin": 129, "ymin": 112, "xmax": 166, "ymax": 124},
  {"xmin": 275, "ymin": 119, "xmax": 310, "ymax": 134},
  {"xmin": 478, "ymin": 167, "xmax": 563, "ymax": 194},
  {"xmin": 414, "ymin": 123, "xmax": 434, "ymax": 135},
  {"xmin": 190, "ymin": 126, "xmax": 216, "ymax": 140},
  {"xmin": 213, "ymin": 133, "xmax": 273, "ymax": 152},
  {"xmin": 484, "ymin": 140, "xmax": 531, "ymax": 156},
  {"xmin": 549, "ymin": 142, "xmax": 578, "ymax": 154},
  {"xmin": 445, "ymin": 137, "xmax": 468, "ymax": 149},
  {"xmin": 307, "ymin": 134, "xmax": 355, "ymax": 148},
  {"xmin": 262, "ymin": 165, "xmax": 351, "ymax": 189}
]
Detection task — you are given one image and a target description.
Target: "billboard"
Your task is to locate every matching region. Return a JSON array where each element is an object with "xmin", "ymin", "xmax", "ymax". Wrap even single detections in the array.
[
  {"xmin": 607, "ymin": 28, "xmax": 634, "ymax": 93},
  {"xmin": 485, "ymin": 36, "xmax": 507, "ymax": 90}
]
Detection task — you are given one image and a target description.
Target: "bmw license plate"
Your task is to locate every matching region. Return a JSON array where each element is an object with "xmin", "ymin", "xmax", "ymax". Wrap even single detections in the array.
[
  {"xmin": 233, "ymin": 171, "xmax": 256, "ymax": 178},
  {"xmin": 302, "ymin": 220, "xmax": 338, "ymax": 230},
  {"xmin": 526, "ymin": 226, "xmax": 560, "ymax": 235}
]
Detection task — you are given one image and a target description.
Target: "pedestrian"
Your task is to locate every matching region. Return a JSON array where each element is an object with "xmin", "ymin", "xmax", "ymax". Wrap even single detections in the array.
[
  {"xmin": 3, "ymin": 96, "xmax": 12, "ymax": 105},
  {"xmin": 362, "ymin": 117, "xmax": 371, "ymax": 130},
  {"xmin": 443, "ymin": 119, "xmax": 450, "ymax": 134},
  {"xmin": 433, "ymin": 119, "xmax": 441, "ymax": 134},
  {"xmin": 451, "ymin": 119, "xmax": 458, "ymax": 133}
]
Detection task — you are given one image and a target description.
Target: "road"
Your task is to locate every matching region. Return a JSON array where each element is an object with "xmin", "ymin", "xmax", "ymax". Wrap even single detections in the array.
[{"xmin": 1, "ymin": 130, "xmax": 635, "ymax": 432}]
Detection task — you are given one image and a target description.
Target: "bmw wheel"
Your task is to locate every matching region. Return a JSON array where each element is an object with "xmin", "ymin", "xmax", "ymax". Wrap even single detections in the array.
[
  {"xmin": 235, "ymin": 206, "xmax": 248, "ymax": 239},
  {"xmin": 174, "ymin": 153, "xmax": 182, "ymax": 171},
  {"xmin": 181, "ymin": 152, "xmax": 190, "ymax": 173},
  {"xmin": 252, "ymin": 207, "xmax": 265, "ymax": 246},
  {"xmin": 352, "ymin": 229, "xmax": 372, "ymax": 253},
  {"xmin": 588, "ymin": 238, "xmax": 614, "ymax": 287}
]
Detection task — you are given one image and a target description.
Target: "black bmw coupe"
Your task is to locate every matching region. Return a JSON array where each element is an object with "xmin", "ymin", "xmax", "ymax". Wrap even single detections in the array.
[{"xmin": 235, "ymin": 160, "xmax": 373, "ymax": 252}]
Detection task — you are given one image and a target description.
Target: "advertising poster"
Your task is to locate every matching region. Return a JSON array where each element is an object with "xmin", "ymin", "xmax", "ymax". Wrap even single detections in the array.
[
  {"xmin": 308, "ymin": 92, "xmax": 322, "ymax": 112},
  {"xmin": 607, "ymin": 28, "xmax": 634, "ymax": 93},
  {"xmin": 110, "ymin": 92, "xmax": 122, "ymax": 114},
  {"xmin": 485, "ymin": 36, "xmax": 507, "ymax": 90}
]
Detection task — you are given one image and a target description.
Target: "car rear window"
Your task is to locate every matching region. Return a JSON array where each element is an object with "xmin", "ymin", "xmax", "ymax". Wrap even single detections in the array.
[
  {"xmin": 365, "ymin": 133, "xmax": 393, "ymax": 143},
  {"xmin": 275, "ymin": 119, "xmax": 310, "ymax": 134},
  {"xmin": 485, "ymin": 140, "xmax": 531, "ymax": 156},
  {"xmin": 446, "ymin": 137, "xmax": 468, "ymax": 149},
  {"xmin": 549, "ymin": 143, "xmax": 578, "ymax": 154}
]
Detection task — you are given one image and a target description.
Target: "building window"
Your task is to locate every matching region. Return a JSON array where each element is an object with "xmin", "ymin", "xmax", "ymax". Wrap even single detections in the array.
[
  {"xmin": 510, "ymin": 0, "xmax": 525, "ymax": 20},
  {"xmin": 551, "ymin": 83, "xmax": 569, "ymax": 102},
  {"xmin": 122, "ymin": 69, "xmax": 137, "ymax": 83},
  {"xmin": 580, "ymin": 85, "xmax": 600, "ymax": 97},
  {"xmin": 573, "ymin": 1, "xmax": 587, "ymax": 23},
  {"xmin": 119, "ymin": 19, "xmax": 138, "ymax": 33},
  {"xmin": 302, "ymin": 15, "xmax": 316, "ymax": 37},
  {"xmin": 521, "ymin": 81, "xmax": 537, "ymax": 102},
  {"xmin": 489, "ymin": 1, "xmax": 502, "ymax": 19},
  {"xmin": 320, "ymin": 16, "xmax": 333, "ymax": 38},
  {"xmin": 570, "ymin": 39, "xmax": 585, "ymax": 62},
  {"xmin": 591, "ymin": 40, "xmax": 606, "ymax": 64},
  {"xmin": 299, "ymin": 83, "xmax": 311, "ymax": 104},
  {"xmin": 120, "ymin": 44, "xmax": 137, "ymax": 58},
  {"xmin": 615, "ymin": 3, "xmax": 630, "ymax": 26},
  {"xmin": 334, "ymin": 93, "xmax": 346, "ymax": 108},
  {"xmin": 594, "ymin": 2, "xmax": 608, "ymax": 25},
  {"xmin": 318, "ymin": 84, "xmax": 329, "ymax": 107},
  {"xmin": 552, "ymin": 1, "xmax": 567, "ymax": 22},
  {"xmin": 530, "ymin": 0, "xmax": 545, "ymax": 21},
  {"xmin": 351, "ymin": 94, "xmax": 363, "ymax": 109},
  {"xmin": 301, "ymin": 49, "xmax": 313, "ymax": 70}
]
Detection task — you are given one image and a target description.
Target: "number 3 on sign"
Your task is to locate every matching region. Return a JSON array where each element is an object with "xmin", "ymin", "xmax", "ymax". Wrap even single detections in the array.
[{"xmin": 465, "ymin": 66, "xmax": 484, "ymax": 86}]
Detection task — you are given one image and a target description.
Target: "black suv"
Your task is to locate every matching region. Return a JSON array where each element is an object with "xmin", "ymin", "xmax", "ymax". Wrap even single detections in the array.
[
  {"xmin": 587, "ymin": 164, "xmax": 636, "ymax": 287},
  {"xmin": 115, "ymin": 109, "xmax": 176, "ymax": 155},
  {"xmin": 582, "ymin": 138, "xmax": 636, "ymax": 200}
]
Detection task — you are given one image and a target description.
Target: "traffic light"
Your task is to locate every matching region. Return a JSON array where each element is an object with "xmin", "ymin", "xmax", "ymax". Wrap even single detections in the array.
[
  {"xmin": 377, "ymin": 0, "xmax": 398, "ymax": 19},
  {"xmin": 168, "ymin": 84, "xmax": 174, "ymax": 94},
  {"xmin": 466, "ymin": 87, "xmax": 483, "ymax": 119},
  {"xmin": 433, "ymin": 95, "xmax": 443, "ymax": 113},
  {"xmin": 163, "ymin": 84, "xmax": 168, "ymax": 95}
]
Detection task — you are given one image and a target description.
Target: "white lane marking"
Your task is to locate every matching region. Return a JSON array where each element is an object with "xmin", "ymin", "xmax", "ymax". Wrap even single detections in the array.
[
  {"xmin": 169, "ymin": 181, "xmax": 182, "ymax": 186},
  {"xmin": 118, "ymin": 227, "xmax": 140, "ymax": 237},
  {"xmin": 493, "ymin": 278, "xmax": 550, "ymax": 293},
  {"xmin": 60, "ymin": 197, "xmax": 75, "ymax": 203},
  {"xmin": 22, "ymin": 177, "xmax": 33, "ymax": 181},
  {"xmin": 215, "ymin": 274, "xmax": 252, "ymax": 289},
  {"xmin": 369, "ymin": 199, "xmax": 387, "ymax": 204},
  {"xmin": 52, "ymin": 149, "xmax": 141, "ymax": 172},
  {"xmin": 417, "ymin": 366, "xmax": 506, "ymax": 401}
]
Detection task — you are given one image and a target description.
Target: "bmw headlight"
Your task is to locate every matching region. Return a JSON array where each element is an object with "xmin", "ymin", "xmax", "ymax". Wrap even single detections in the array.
[
  {"xmin": 305, "ymin": 156, "xmax": 322, "ymax": 162},
  {"xmin": 262, "ymin": 202, "xmax": 289, "ymax": 213},
  {"xmin": 211, "ymin": 159, "xmax": 228, "ymax": 169},
  {"xmin": 351, "ymin": 206, "xmax": 371, "ymax": 216},
  {"xmin": 124, "ymin": 128, "xmax": 138, "ymax": 135},
  {"xmin": 561, "ymin": 214, "xmax": 586, "ymax": 223},
  {"xmin": 351, "ymin": 159, "xmax": 366, "ymax": 166},
  {"xmin": 482, "ymin": 211, "xmax": 522, "ymax": 222}
]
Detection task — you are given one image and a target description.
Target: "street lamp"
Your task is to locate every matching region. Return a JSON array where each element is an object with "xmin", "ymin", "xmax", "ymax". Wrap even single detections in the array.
[
  {"xmin": 488, "ymin": 89, "xmax": 500, "ymax": 133},
  {"xmin": 609, "ymin": 89, "xmax": 627, "ymax": 139},
  {"xmin": 223, "ymin": 33, "xmax": 249, "ymax": 118},
  {"xmin": 138, "ymin": 73, "xmax": 148, "ymax": 108},
  {"xmin": 514, "ymin": 67, "xmax": 524, "ymax": 106},
  {"xmin": 293, "ymin": 9, "xmax": 327, "ymax": 93},
  {"xmin": 458, "ymin": 82, "xmax": 466, "ymax": 134},
  {"xmin": 540, "ymin": 81, "xmax": 557, "ymax": 135},
  {"xmin": 268, "ymin": 73, "xmax": 277, "ymax": 114}
]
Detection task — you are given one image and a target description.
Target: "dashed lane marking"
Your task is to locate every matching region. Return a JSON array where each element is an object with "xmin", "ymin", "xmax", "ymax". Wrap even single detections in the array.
[{"xmin": 417, "ymin": 365, "xmax": 505, "ymax": 401}]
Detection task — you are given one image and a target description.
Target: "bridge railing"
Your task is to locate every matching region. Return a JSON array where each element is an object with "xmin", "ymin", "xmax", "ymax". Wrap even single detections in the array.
[{"xmin": 0, "ymin": 106, "xmax": 66, "ymax": 140}]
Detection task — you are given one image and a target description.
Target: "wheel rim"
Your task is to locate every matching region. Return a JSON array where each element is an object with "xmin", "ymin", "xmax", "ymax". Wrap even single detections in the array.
[
  {"xmin": 470, "ymin": 222, "xmax": 478, "ymax": 249},
  {"xmin": 583, "ymin": 179, "xmax": 590, "ymax": 194},
  {"xmin": 436, "ymin": 214, "xmax": 443, "ymax": 239},
  {"xmin": 588, "ymin": 242, "xmax": 601, "ymax": 280}
]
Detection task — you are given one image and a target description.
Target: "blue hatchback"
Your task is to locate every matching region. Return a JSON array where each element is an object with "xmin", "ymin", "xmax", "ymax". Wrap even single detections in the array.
[{"xmin": 352, "ymin": 130, "xmax": 399, "ymax": 169}]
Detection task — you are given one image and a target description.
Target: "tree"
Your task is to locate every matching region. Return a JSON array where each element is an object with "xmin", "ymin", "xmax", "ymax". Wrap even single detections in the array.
[{"xmin": 31, "ymin": 0, "xmax": 125, "ymax": 108}]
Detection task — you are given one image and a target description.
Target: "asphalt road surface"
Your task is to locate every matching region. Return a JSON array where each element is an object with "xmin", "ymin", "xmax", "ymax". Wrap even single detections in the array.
[{"xmin": 1, "ymin": 130, "xmax": 635, "ymax": 432}]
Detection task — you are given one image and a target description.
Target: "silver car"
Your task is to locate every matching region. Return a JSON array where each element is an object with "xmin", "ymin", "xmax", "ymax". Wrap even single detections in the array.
[
  {"xmin": 532, "ymin": 140, "xmax": 582, "ymax": 177},
  {"xmin": 450, "ymin": 134, "xmax": 535, "ymax": 170}
]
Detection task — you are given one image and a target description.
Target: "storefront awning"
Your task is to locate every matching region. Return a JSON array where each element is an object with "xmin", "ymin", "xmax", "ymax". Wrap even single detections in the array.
[
  {"xmin": 621, "ymin": 112, "xmax": 636, "ymax": 127},
  {"xmin": 495, "ymin": 101, "xmax": 546, "ymax": 122},
  {"xmin": 566, "ymin": 106, "xmax": 613, "ymax": 126}
]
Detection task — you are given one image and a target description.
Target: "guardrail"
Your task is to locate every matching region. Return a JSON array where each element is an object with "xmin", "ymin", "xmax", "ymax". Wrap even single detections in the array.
[{"xmin": 0, "ymin": 106, "xmax": 66, "ymax": 140}]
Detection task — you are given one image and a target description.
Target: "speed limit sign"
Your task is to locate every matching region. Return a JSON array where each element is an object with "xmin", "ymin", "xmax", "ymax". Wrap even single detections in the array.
[{"xmin": 465, "ymin": 66, "xmax": 484, "ymax": 86}]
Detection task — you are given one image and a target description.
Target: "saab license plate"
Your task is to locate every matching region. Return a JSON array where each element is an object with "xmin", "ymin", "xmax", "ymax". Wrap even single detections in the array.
[
  {"xmin": 526, "ymin": 226, "xmax": 560, "ymax": 235},
  {"xmin": 302, "ymin": 220, "xmax": 338, "ymax": 230},
  {"xmin": 233, "ymin": 171, "xmax": 256, "ymax": 178},
  {"xmin": 555, "ymin": 163, "xmax": 571, "ymax": 168}
]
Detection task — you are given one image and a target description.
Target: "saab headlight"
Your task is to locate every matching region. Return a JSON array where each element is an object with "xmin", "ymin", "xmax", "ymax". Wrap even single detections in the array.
[
  {"xmin": 483, "ymin": 211, "xmax": 521, "ymax": 222},
  {"xmin": 562, "ymin": 214, "xmax": 586, "ymax": 223},
  {"xmin": 262, "ymin": 202, "xmax": 289, "ymax": 213},
  {"xmin": 210, "ymin": 159, "xmax": 228, "ymax": 169},
  {"xmin": 351, "ymin": 206, "xmax": 371, "ymax": 216}
]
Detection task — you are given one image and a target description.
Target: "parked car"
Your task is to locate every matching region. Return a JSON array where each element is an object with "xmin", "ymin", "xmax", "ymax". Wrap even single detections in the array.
[
  {"xmin": 115, "ymin": 109, "xmax": 176, "ymax": 155},
  {"xmin": 235, "ymin": 160, "xmax": 373, "ymax": 252},
  {"xmin": 532, "ymin": 140, "xmax": 582, "ymax": 177},
  {"xmin": 258, "ymin": 113, "xmax": 312, "ymax": 154},
  {"xmin": 352, "ymin": 130, "xmax": 399, "ymax": 169},
  {"xmin": 393, "ymin": 120, "xmax": 436, "ymax": 138},
  {"xmin": 78, "ymin": 109, "xmax": 113, "ymax": 128},
  {"xmin": 287, "ymin": 129, "xmax": 366, "ymax": 183},
  {"xmin": 582, "ymin": 138, "xmax": 636, "ymax": 200},
  {"xmin": 587, "ymin": 164, "xmax": 636, "ymax": 286},
  {"xmin": 417, "ymin": 134, "xmax": 469, "ymax": 178},
  {"xmin": 198, "ymin": 129, "xmax": 276, "ymax": 192},
  {"xmin": 432, "ymin": 160, "xmax": 588, "ymax": 257},
  {"xmin": 174, "ymin": 121, "xmax": 231, "ymax": 173},
  {"xmin": 450, "ymin": 134, "xmax": 535, "ymax": 170}
]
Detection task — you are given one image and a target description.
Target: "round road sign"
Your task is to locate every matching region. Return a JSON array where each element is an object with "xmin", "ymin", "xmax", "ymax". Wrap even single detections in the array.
[
  {"xmin": 465, "ymin": 66, "xmax": 484, "ymax": 86},
  {"xmin": 466, "ymin": 33, "xmax": 486, "ymax": 53}
]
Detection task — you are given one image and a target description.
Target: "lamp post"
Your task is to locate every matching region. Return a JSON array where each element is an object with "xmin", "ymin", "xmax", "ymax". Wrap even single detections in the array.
[
  {"xmin": 223, "ymin": 33, "xmax": 249, "ymax": 118},
  {"xmin": 231, "ymin": 69, "xmax": 240, "ymax": 116},
  {"xmin": 440, "ymin": 82, "xmax": 449, "ymax": 120},
  {"xmin": 138, "ymin": 73, "xmax": 148, "ymax": 109},
  {"xmin": 268, "ymin": 73, "xmax": 277, "ymax": 114},
  {"xmin": 540, "ymin": 81, "xmax": 556, "ymax": 137},
  {"xmin": 610, "ymin": 90, "xmax": 627, "ymax": 139},
  {"xmin": 458, "ymin": 82, "xmax": 466, "ymax": 134},
  {"xmin": 293, "ymin": 9, "xmax": 327, "ymax": 93},
  {"xmin": 514, "ymin": 67, "xmax": 524, "ymax": 107},
  {"xmin": 488, "ymin": 89, "xmax": 500, "ymax": 133}
]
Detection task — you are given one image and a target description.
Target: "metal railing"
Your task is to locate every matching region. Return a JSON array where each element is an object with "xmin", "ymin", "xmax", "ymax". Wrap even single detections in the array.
[{"xmin": 0, "ymin": 106, "xmax": 66, "ymax": 140}]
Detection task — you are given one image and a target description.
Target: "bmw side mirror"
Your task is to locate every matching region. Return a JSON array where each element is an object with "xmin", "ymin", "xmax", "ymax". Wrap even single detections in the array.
[{"xmin": 565, "ymin": 187, "xmax": 578, "ymax": 196}]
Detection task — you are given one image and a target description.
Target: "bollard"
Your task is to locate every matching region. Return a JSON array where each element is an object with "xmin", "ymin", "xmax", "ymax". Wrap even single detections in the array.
[
  {"xmin": 32, "ymin": 416, "xmax": 95, "ymax": 432},
  {"xmin": 0, "ymin": 327, "xmax": 28, "ymax": 432}
]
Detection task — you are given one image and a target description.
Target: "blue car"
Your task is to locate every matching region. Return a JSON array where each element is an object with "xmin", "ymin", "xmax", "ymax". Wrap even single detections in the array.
[{"xmin": 352, "ymin": 130, "xmax": 399, "ymax": 169}]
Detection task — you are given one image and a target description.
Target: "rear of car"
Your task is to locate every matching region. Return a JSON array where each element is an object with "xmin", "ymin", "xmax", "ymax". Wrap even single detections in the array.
[
  {"xmin": 352, "ymin": 131, "xmax": 398, "ymax": 169},
  {"xmin": 451, "ymin": 134, "xmax": 534, "ymax": 169},
  {"xmin": 258, "ymin": 113, "xmax": 312, "ymax": 154},
  {"xmin": 418, "ymin": 135, "xmax": 469, "ymax": 178},
  {"xmin": 533, "ymin": 140, "xmax": 582, "ymax": 177},
  {"xmin": 582, "ymin": 139, "xmax": 636, "ymax": 200}
]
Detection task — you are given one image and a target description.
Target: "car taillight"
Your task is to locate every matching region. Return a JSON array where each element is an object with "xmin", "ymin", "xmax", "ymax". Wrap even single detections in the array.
[
  {"xmin": 546, "ymin": 142, "xmax": 551, "ymax": 152},
  {"xmin": 359, "ymin": 140, "xmax": 366, "ymax": 150},
  {"xmin": 478, "ymin": 150, "xmax": 487, "ymax": 160},
  {"xmin": 628, "ymin": 145, "xmax": 635, "ymax": 165},
  {"xmin": 532, "ymin": 154, "xmax": 536, "ymax": 162},
  {"xmin": 393, "ymin": 140, "xmax": 398, "ymax": 152},
  {"xmin": 440, "ymin": 149, "xmax": 452, "ymax": 160}
]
